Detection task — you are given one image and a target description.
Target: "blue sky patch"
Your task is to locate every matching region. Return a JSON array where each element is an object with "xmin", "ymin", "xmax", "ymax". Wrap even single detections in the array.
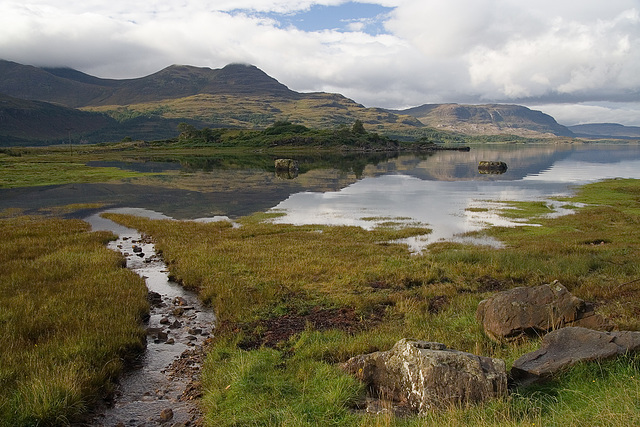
[{"xmin": 240, "ymin": 2, "xmax": 394, "ymax": 35}]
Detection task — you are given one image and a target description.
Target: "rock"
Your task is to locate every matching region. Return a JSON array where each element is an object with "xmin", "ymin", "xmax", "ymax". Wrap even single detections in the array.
[
  {"xmin": 173, "ymin": 296, "xmax": 187, "ymax": 306},
  {"xmin": 132, "ymin": 245, "xmax": 143, "ymax": 253},
  {"xmin": 511, "ymin": 327, "xmax": 640, "ymax": 384},
  {"xmin": 341, "ymin": 339, "xmax": 507, "ymax": 413},
  {"xmin": 159, "ymin": 408, "xmax": 173, "ymax": 422},
  {"xmin": 274, "ymin": 158, "xmax": 299, "ymax": 171},
  {"xmin": 478, "ymin": 161, "xmax": 508, "ymax": 174},
  {"xmin": 275, "ymin": 158, "xmax": 299, "ymax": 179},
  {"xmin": 169, "ymin": 320, "xmax": 182, "ymax": 329},
  {"xmin": 147, "ymin": 291, "xmax": 163, "ymax": 307},
  {"xmin": 476, "ymin": 281, "xmax": 613, "ymax": 341}
]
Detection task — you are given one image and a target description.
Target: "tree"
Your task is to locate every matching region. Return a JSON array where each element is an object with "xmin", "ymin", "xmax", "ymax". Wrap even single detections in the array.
[
  {"xmin": 352, "ymin": 119, "xmax": 366, "ymax": 135},
  {"xmin": 177, "ymin": 122, "xmax": 198, "ymax": 140}
]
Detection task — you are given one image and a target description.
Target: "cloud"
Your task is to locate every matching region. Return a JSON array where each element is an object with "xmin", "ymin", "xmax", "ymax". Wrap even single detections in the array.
[
  {"xmin": 467, "ymin": 8, "xmax": 640, "ymax": 101},
  {"xmin": 0, "ymin": 0, "xmax": 639, "ymax": 125}
]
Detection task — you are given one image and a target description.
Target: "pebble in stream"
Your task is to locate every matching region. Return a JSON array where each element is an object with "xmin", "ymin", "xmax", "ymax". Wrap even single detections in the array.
[{"xmin": 85, "ymin": 217, "xmax": 215, "ymax": 427}]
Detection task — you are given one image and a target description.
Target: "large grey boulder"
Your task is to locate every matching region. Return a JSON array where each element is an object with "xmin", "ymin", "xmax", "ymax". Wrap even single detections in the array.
[
  {"xmin": 476, "ymin": 281, "xmax": 613, "ymax": 342},
  {"xmin": 511, "ymin": 327, "xmax": 640, "ymax": 384},
  {"xmin": 341, "ymin": 339, "xmax": 507, "ymax": 413}
]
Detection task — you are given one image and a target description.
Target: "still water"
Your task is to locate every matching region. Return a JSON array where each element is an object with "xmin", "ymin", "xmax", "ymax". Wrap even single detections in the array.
[
  {"xmin": 2, "ymin": 143, "xmax": 640, "ymax": 251},
  {"xmin": 267, "ymin": 143, "xmax": 640, "ymax": 250}
]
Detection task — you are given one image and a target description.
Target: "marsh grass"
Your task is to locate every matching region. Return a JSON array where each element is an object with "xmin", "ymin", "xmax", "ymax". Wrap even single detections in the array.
[
  {"xmin": 105, "ymin": 178, "xmax": 640, "ymax": 426},
  {"xmin": 0, "ymin": 216, "xmax": 148, "ymax": 426}
]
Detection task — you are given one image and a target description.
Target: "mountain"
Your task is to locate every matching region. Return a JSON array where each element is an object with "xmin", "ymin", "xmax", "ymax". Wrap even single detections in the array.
[
  {"xmin": 0, "ymin": 93, "xmax": 115, "ymax": 145},
  {"xmin": 0, "ymin": 60, "xmax": 113, "ymax": 108},
  {"xmin": 0, "ymin": 59, "xmax": 593, "ymax": 144},
  {"xmin": 0, "ymin": 60, "xmax": 298, "ymax": 107},
  {"xmin": 0, "ymin": 60, "xmax": 424, "ymax": 141},
  {"xmin": 568, "ymin": 123, "xmax": 640, "ymax": 139},
  {"xmin": 391, "ymin": 104, "xmax": 575, "ymax": 138}
]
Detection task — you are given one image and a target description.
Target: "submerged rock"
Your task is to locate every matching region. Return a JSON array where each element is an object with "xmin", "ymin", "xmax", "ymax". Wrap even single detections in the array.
[
  {"xmin": 341, "ymin": 339, "xmax": 507, "ymax": 413},
  {"xmin": 159, "ymin": 407, "xmax": 174, "ymax": 422},
  {"xmin": 476, "ymin": 281, "xmax": 613, "ymax": 342}
]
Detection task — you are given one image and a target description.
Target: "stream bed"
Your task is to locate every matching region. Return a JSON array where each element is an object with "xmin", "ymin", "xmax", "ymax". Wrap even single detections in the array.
[{"xmin": 85, "ymin": 212, "xmax": 215, "ymax": 426}]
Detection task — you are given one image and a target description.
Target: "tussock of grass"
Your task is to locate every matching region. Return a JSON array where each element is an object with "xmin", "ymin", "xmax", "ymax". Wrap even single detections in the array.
[
  {"xmin": 0, "ymin": 216, "xmax": 148, "ymax": 426},
  {"xmin": 105, "ymin": 178, "xmax": 640, "ymax": 426}
]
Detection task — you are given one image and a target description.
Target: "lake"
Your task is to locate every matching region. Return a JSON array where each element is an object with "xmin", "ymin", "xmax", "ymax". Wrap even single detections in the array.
[{"xmin": 2, "ymin": 143, "xmax": 640, "ymax": 251}]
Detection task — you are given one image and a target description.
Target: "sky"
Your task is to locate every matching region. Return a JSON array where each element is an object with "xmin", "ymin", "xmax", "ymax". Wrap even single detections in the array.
[{"xmin": 1, "ymin": 0, "xmax": 639, "ymax": 126}]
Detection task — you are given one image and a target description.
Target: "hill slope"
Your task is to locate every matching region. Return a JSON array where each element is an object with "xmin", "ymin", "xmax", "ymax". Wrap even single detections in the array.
[
  {"xmin": 0, "ymin": 94, "xmax": 115, "ymax": 145},
  {"xmin": 392, "ymin": 103, "xmax": 574, "ymax": 138}
]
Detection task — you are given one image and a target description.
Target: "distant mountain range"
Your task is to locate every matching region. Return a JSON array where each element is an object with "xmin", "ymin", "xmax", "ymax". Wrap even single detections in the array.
[
  {"xmin": 0, "ymin": 59, "xmax": 637, "ymax": 145},
  {"xmin": 568, "ymin": 123, "xmax": 640, "ymax": 139},
  {"xmin": 389, "ymin": 103, "xmax": 575, "ymax": 138}
]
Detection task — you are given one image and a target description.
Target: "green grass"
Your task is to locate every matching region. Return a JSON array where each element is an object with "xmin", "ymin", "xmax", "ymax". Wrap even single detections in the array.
[
  {"xmin": 104, "ymin": 178, "xmax": 640, "ymax": 426},
  {"xmin": 0, "ymin": 158, "xmax": 154, "ymax": 188},
  {"xmin": 0, "ymin": 215, "xmax": 149, "ymax": 426}
]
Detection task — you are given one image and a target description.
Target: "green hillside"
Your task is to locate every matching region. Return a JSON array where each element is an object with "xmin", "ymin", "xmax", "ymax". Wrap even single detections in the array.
[{"xmin": 0, "ymin": 94, "xmax": 115, "ymax": 146}]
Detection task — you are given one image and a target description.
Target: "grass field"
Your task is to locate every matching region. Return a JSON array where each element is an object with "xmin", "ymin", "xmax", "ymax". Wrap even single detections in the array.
[
  {"xmin": 104, "ymin": 178, "xmax": 640, "ymax": 426},
  {"xmin": 0, "ymin": 214, "xmax": 149, "ymax": 426}
]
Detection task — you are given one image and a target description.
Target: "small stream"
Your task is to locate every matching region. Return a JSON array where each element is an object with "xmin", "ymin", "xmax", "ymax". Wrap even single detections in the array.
[{"xmin": 85, "ymin": 211, "xmax": 215, "ymax": 426}]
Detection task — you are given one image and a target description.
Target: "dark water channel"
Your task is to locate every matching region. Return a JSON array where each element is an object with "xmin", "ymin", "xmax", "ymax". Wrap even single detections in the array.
[{"xmin": 85, "ymin": 212, "xmax": 215, "ymax": 426}]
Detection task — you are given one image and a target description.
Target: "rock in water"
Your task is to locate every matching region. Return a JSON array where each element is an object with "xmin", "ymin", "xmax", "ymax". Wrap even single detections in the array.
[
  {"xmin": 478, "ymin": 161, "xmax": 508, "ymax": 174},
  {"xmin": 274, "ymin": 158, "xmax": 299, "ymax": 171},
  {"xmin": 159, "ymin": 408, "xmax": 174, "ymax": 422},
  {"xmin": 274, "ymin": 158, "xmax": 299, "ymax": 179},
  {"xmin": 341, "ymin": 339, "xmax": 507, "ymax": 413},
  {"xmin": 476, "ymin": 280, "xmax": 613, "ymax": 342},
  {"xmin": 511, "ymin": 327, "xmax": 640, "ymax": 384}
]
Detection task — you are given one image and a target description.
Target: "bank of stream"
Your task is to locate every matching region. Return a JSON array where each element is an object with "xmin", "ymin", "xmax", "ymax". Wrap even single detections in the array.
[{"xmin": 85, "ymin": 212, "xmax": 215, "ymax": 426}]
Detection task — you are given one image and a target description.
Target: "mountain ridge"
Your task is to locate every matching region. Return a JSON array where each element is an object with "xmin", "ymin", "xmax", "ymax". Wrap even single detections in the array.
[
  {"xmin": 389, "ymin": 103, "xmax": 574, "ymax": 138},
  {"xmin": 2, "ymin": 59, "xmax": 633, "ymax": 144},
  {"xmin": 568, "ymin": 123, "xmax": 640, "ymax": 139}
]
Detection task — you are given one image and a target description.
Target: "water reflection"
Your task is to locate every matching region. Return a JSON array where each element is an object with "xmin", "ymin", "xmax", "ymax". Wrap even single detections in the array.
[{"xmin": 269, "ymin": 144, "xmax": 640, "ymax": 251}]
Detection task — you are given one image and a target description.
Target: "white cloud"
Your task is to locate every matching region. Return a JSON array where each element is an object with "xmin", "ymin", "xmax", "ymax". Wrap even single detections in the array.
[
  {"xmin": 0, "ymin": 0, "xmax": 639, "ymax": 125},
  {"xmin": 467, "ymin": 8, "xmax": 640, "ymax": 100}
]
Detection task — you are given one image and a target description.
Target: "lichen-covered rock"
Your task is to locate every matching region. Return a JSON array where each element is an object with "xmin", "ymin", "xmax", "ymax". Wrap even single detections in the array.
[
  {"xmin": 476, "ymin": 281, "xmax": 614, "ymax": 342},
  {"xmin": 341, "ymin": 339, "xmax": 507, "ymax": 413},
  {"xmin": 274, "ymin": 158, "xmax": 299, "ymax": 171},
  {"xmin": 511, "ymin": 327, "xmax": 640, "ymax": 384},
  {"xmin": 478, "ymin": 161, "xmax": 508, "ymax": 173}
]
